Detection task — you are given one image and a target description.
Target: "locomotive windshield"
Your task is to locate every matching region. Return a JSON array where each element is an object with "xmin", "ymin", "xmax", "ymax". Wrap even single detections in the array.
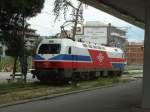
[{"xmin": 38, "ymin": 44, "xmax": 61, "ymax": 54}]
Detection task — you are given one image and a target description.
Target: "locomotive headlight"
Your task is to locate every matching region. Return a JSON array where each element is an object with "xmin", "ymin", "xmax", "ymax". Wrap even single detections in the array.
[{"xmin": 35, "ymin": 62, "xmax": 41, "ymax": 68}]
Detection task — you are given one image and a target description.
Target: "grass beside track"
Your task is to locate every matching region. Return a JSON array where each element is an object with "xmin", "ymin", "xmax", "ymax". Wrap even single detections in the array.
[
  {"xmin": 123, "ymin": 69, "xmax": 143, "ymax": 75},
  {"xmin": 0, "ymin": 77, "xmax": 129, "ymax": 105}
]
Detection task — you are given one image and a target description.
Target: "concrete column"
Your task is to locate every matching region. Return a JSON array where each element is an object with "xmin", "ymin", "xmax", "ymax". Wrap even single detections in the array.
[{"xmin": 143, "ymin": 0, "xmax": 150, "ymax": 108}]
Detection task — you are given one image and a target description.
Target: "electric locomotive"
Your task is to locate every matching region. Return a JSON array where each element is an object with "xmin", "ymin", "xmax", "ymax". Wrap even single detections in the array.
[{"xmin": 31, "ymin": 38, "xmax": 126, "ymax": 82}]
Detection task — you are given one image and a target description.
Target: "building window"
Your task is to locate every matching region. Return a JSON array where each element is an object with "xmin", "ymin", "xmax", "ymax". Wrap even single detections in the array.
[{"xmin": 83, "ymin": 44, "xmax": 87, "ymax": 47}]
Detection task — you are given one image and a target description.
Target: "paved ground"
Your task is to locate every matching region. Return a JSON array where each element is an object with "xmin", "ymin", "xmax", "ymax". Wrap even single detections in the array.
[
  {"xmin": 0, "ymin": 79, "xmax": 143, "ymax": 112},
  {"xmin": 0, "ymin": 72, "xmax": 37, "ymax": 83}
]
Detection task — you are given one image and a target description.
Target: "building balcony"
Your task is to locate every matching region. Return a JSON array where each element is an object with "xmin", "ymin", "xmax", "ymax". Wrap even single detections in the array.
[{"xmin": 110, "ymin": 32, "xmax": 126, "ymax": 38}]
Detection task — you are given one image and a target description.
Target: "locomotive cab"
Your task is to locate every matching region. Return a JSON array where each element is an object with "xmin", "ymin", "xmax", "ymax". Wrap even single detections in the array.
[{"xmin": 36, "ymin": 39, "xmax": 73, "ymax": 59}]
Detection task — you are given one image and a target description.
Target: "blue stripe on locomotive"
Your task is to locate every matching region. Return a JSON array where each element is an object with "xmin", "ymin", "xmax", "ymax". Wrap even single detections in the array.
[
  {"xmin": 33, "ymin": 54, "xmax": 45, "ymax": 60},
  {"xmin": 49, "ymin": 54, "xmax": 91, "ymax": 61},
  {"xmin": 33, "ymin": 54, "xmax": 91, "ymax": 62},
  {"xmin": 111, "ymin": 63, "xmax": 126, "ymax": 69}
]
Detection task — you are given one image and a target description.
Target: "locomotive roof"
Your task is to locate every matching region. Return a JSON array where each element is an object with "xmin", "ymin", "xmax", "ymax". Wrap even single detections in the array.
[{"xmin": 41, "ymin": 38, "xmax": 123, "ymax": 53}]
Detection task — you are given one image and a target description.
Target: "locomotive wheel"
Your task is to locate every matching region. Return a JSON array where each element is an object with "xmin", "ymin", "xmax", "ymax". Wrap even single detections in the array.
[
  {"xmin": 108, "ymin": 71, "xmax": 122, "ymax": 77},
  {"xmin": 36, "ymin": 73, "xmax": 66, "ymax": 84},
  {"xmin": 36, "ymin": 74, "xmax": 50, "ymax": 83},
  {"xmin": 82, "ymin": 72, "xmax": 90, "ymax": 80},
  {"xmin": 55, "ymin": 75, "xmax": 66, "ymax": 85},
  {"xmin": 101, "ymin": 71, "xmax": 109, "ymax": 77},
  {"xmin": 71, "ymin": 73, "xmax": 80, "ymax": 86},
  {"xmin": 89, "ymin": 72, "xmax": 97, "ymax": 80},
  {"xmin": 116, "ymin": 71, "xmax": 123, "ymax": 76},
  {"xmin": 108, "ymin": 71, "xmax": 116, "ymax": 77}
]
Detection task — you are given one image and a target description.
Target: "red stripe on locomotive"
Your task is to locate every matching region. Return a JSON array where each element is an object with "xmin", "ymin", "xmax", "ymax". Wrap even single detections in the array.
[{"xmin": 33, "ymin": 49, "xmax": 125, "ymax": 69}]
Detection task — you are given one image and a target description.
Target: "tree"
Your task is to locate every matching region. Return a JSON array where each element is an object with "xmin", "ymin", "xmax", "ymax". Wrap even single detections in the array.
[
  {"xmin": 53, "ymin": 0, "xmax": 83, "ymax": 41},
  {"xmin": 0, "ymin": 0, "xmax": 45, "ymax": 82}
]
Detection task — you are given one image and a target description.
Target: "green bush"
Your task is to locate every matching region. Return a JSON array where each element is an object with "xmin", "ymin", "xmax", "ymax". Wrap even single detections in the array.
[
  {"xmin": 0, "ymin": 56, "xmax": 13, "ymax": 72},
  {"xmin": 0, "ymin": 56, "xmax": 33, "ymax": 72}
]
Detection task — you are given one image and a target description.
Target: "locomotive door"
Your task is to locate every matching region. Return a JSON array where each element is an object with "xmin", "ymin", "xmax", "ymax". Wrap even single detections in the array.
[{"xmin": 72, "ymin": 46, "xmax": 78, "ymax": 69}]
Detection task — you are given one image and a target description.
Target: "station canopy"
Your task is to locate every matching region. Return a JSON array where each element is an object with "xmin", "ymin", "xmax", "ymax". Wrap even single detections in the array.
[{"xmin": 80, "ymin": 0, "xmax": 145, "ymax": 29}]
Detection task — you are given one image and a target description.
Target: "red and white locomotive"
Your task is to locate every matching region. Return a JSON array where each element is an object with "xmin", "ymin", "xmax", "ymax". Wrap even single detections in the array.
[{"xmin": 32, "ymin": 38, "xmax": 126, "ymax": 82}]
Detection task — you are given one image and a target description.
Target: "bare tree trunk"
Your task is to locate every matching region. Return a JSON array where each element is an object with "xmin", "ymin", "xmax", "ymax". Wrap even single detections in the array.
[
  {"xmin": 19, "ymin": 55, "xmax": 28, "ymax": 82},
  {"xmin": 72, "ymin": 2, "xmax": 82, "ymax": 41},
  {"xmin": 12, "ymin": 56, "xmax": 18, "ymax": 80},
  {"xmin": 20, "ymin": 14, "xmax": 28, "ymax": 82}
]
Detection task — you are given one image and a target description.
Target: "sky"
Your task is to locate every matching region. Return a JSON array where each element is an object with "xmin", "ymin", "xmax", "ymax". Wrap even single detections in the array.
[{"xmin": 28, "ymin": 0, "xmax": 144, "ymax": 42}]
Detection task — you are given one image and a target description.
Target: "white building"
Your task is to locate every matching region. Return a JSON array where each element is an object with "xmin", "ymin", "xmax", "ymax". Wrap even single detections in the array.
[
  {"xmin": 75, "ymin": 21, "xmax": 127, "ymax": 49},
  {"xmin": 24, "ymin": 28, "xmax": 39, "ymax": 50}
]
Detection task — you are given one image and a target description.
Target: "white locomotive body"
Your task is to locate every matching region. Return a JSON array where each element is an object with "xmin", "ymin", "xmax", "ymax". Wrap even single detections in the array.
[{"xmin": 32, "ymin": 38, "xmax": 126, "ymax": 82}]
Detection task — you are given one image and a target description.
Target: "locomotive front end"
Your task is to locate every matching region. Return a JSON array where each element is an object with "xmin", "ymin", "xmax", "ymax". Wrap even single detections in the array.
[{"xmin": 31, "ymin": 39, "xmax": 64, "ymax": 82}]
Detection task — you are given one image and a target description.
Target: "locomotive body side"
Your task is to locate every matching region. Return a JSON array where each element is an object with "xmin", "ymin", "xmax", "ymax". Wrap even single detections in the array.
[{"xmin": 32, "ymin": 38, "xmax": 126, "ymax": 82}]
